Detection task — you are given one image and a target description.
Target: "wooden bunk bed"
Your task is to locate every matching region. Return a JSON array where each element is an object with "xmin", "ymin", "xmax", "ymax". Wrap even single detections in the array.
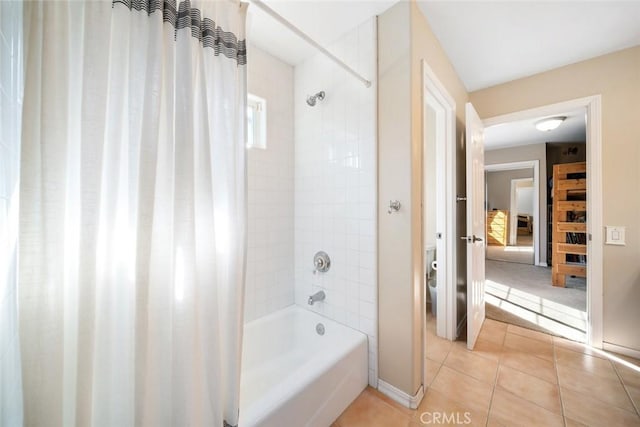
[{"xmin": 552, "ymin": 162, "xmax": 587, "ymax": 287}]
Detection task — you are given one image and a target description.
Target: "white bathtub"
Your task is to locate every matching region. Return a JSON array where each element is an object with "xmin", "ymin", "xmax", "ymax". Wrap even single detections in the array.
[{"xmin": 239, "ymin": 305, "xmax": 368, "ymax": 427}]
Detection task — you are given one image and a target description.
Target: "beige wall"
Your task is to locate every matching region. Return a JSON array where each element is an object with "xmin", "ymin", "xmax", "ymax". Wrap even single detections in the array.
[
  {"xmin": 378, "ymin": 2, "xmax": 415, "ymax": 395},
  {"xmin": 486, "ymin": 169, "xmax": 533, "ymax": 212},
  {"xmin": 378, "ymin": 0, "xmax": 469, "ymax": 397},
  {"xmin": 470, "ymin": 46, "xmax": 640, "ymax": 352},
  {"xmin": 410, "ymin": 1, "xmax": 469, "ymax": 336}
]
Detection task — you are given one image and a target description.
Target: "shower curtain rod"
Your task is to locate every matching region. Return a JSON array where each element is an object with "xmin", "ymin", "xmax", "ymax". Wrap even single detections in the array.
[{"xmin": 250, "ymin": 0, "xmax": 372, "ymax": 88}]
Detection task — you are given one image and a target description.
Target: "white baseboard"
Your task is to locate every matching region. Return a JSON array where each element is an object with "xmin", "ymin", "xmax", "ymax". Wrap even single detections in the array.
[
  {"xmin": 377, "ymin": 379, "xmax": 424, "ymax": 409},
  {"xmin": 603, "ymin": 342, "xmax": 640, "ymax": 360},
  {"xmin": 536, "ymin": 262, "xmax": 548, "ymax": 267}
]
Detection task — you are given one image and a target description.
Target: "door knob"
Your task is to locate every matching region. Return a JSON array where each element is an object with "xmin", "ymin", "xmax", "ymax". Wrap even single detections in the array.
[{"xmin": 460, "ymin": 235, "xmax": 483, "ymax": 243}]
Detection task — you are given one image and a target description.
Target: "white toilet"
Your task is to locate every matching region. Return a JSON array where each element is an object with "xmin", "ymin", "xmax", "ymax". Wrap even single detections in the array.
[{"xmin": 426, "ymin": 246, "xmax": 437, "ymax": 316}]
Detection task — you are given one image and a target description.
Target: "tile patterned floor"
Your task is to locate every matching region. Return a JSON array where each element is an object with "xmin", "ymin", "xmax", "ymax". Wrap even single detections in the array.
[{"xmin": 332, "ymin": 317, "xmax": 640, "ymax": 426}]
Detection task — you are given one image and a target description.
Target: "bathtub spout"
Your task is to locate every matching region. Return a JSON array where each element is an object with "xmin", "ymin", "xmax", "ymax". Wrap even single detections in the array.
[{"xmin": 308, "ymin": 290, "xmax": 326, "ymax": 305}]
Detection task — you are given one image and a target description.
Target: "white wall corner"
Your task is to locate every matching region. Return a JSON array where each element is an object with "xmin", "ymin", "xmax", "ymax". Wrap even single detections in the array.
[{"xmin": 377, "ymin": 379, "xmax": 424, "ymax": 409}]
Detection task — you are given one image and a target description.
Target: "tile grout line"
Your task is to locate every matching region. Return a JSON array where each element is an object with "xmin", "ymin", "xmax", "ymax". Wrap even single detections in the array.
[
  {"xmin": 430, "ymin": 341, "xmax": 493, "ymax": 424},
  {"xmin": 494, "ymin": 360, "xmax": 567, "ymax": 419},
  {"xmin": 553, "ymin": 338, "xmax": 569, "ymax": 427},
  {"xmin": 499, "ymin": 343, "xmax": 559, "ymax": 386},
  {"xmin": 484, "ymin": 323, "xmax": 508, "ymax": 426},
  {"xmin": 443, "ymin": 346, "xmax": 499, "ymax": 384},
  {"xmin": 425, "ymin": 355, "xmax": 444, "ymax": 390},
  {"xmin": 493, "ymin": 328, "xmax": 569, "ymax": 421},
  {"xmin": 369, "ymin": 387, "xmax": 415, "ymax": 420},
  {"xmin": 554, "ymin": 338, "xmax": 608, "ymax": 360},
  {"xmin": 555, "ymin": 339, "xmax": 640, "ymax": 423},
  {"xmin": 507, "ymin": 324, "xmax": 557, "ymax": 345},
  {"xmin": 610, "ymin": 360, "xmax": 640, "ymax": 418},
  {"xmin": 556, "ymin": 351, "xmax": 640, "ymax": 415}
]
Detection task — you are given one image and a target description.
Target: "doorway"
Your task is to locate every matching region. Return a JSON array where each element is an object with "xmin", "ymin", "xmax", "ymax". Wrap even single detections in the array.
[
  {"xmin": 511, "ymin": 178, "xmax": 535, "ymax": 247},
  {"xmin": 485, "ymin": 161, "xmax": 541, "ymax": 266},
  {"xmin": 421, "ymin": 61, "xmax": 457, "ymax": 387},
  {"xmin": 480, "ymin": 97, "xmax": 602, "ymax": 346}
]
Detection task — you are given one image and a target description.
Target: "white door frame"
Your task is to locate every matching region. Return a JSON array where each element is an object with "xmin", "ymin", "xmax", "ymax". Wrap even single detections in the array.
[
  {"xmin": 485, "ymin": 161, "xmax": 540, "ymax": 265},
  {"xmin": 421, "ymin": 60, "xmax": 457, "ymax": 389},
  {"xmin": 482, "ymin": 95, "xmax": 603, "ymax": 348}
]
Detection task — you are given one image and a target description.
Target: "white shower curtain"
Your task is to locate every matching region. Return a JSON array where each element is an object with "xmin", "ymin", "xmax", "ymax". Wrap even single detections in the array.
[{"xmin": 19, "ymin": 1, "xmax": 247, "ymax": 426}]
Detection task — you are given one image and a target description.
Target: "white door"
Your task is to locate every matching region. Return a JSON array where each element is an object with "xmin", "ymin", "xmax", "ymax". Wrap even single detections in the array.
[{"xmin": 465, "ymin": 103, "xmax": 486, "ymax": 350}]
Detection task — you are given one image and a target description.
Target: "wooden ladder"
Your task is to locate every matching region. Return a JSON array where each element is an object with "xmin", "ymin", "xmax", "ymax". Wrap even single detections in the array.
[{"xmin": 552, "ymin": 161, "xmax": 587, "ymax": 287}]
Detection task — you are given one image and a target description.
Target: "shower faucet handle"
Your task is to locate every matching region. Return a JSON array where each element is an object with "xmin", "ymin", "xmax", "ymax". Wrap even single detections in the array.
[{"xmin": 313, "ymin": 251, "xmax": 331, "ymax": 274}]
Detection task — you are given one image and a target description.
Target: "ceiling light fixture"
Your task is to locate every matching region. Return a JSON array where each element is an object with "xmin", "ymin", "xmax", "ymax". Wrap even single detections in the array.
[{"xmin": 535, "ymin": 116, "xmax": 566, "ymax": 132}]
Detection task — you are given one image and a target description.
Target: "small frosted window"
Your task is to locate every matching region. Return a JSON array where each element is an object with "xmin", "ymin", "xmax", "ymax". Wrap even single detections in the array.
[{"xmin": 247, "ymin": 94, "xmax": 266, "ymax": 149}]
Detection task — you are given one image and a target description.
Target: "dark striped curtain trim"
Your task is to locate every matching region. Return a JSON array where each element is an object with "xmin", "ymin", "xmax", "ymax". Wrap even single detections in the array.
[{"xmin": 113, "ymin": 0, "xmax": 247, "ymax": 65}]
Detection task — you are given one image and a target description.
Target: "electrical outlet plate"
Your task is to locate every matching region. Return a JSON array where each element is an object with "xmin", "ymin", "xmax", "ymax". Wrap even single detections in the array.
[{"xmin": 605, "ymin": 226, "xmax": 625, "ymax": 245}]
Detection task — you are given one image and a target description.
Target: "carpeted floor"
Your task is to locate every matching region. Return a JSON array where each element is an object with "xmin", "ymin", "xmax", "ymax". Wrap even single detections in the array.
[
  {"xmin": 485, "ymin": 259, "xmax": 587, "ymax": 334},
  {"xmin": 486, "ymin": 259, "xmax": 586, "ymax": 310},
  {"xmin": 486, "ymin": 233, "xmax": 535, "ymax": 264}
]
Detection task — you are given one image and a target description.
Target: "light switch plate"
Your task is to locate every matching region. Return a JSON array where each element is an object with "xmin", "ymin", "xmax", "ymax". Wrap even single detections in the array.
[{"xmin": 605, "ymin": 226, "xmax": 625, "ymax": 245}]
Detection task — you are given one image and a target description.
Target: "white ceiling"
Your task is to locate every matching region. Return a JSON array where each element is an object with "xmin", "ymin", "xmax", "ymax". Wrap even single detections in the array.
[
  {"xmin": 246, "ymin": 0, "xmax": 397, "ymax": 66},
  {"xmin": 484, "ymin": 107, "xmax": 586, "ymax": 151},
  {"xmin": 248, "ymin": 1, "xmax": 640, "ymax": 92},
  {"xmin": 416, "ymin": 1, "xmax": 640, "ymax": 91}
]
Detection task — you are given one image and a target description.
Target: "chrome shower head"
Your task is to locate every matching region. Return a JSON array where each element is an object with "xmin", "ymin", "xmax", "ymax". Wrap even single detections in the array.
[{"xmin": 306, "ymin": 91, "xmax": 325, "ymax": 107}]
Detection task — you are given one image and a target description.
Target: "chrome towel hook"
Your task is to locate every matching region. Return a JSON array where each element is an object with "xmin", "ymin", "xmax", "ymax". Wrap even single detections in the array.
[{"xmin": 388, "ymin": 200, "xmax": 401, "ymax": 214}]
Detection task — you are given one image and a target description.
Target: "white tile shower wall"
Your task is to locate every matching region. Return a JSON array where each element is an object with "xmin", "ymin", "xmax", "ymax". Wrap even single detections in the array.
[
  {"xmin": 244, "ymin": 45, "xmax": 295, "ymax": 323},
  {"xmin": 0, "ymin": 1, "xmax": 24, "ymax": 424},
  {"xmin": 294, "ymin": 19, "xmax": 378, "ymax": 386}
]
